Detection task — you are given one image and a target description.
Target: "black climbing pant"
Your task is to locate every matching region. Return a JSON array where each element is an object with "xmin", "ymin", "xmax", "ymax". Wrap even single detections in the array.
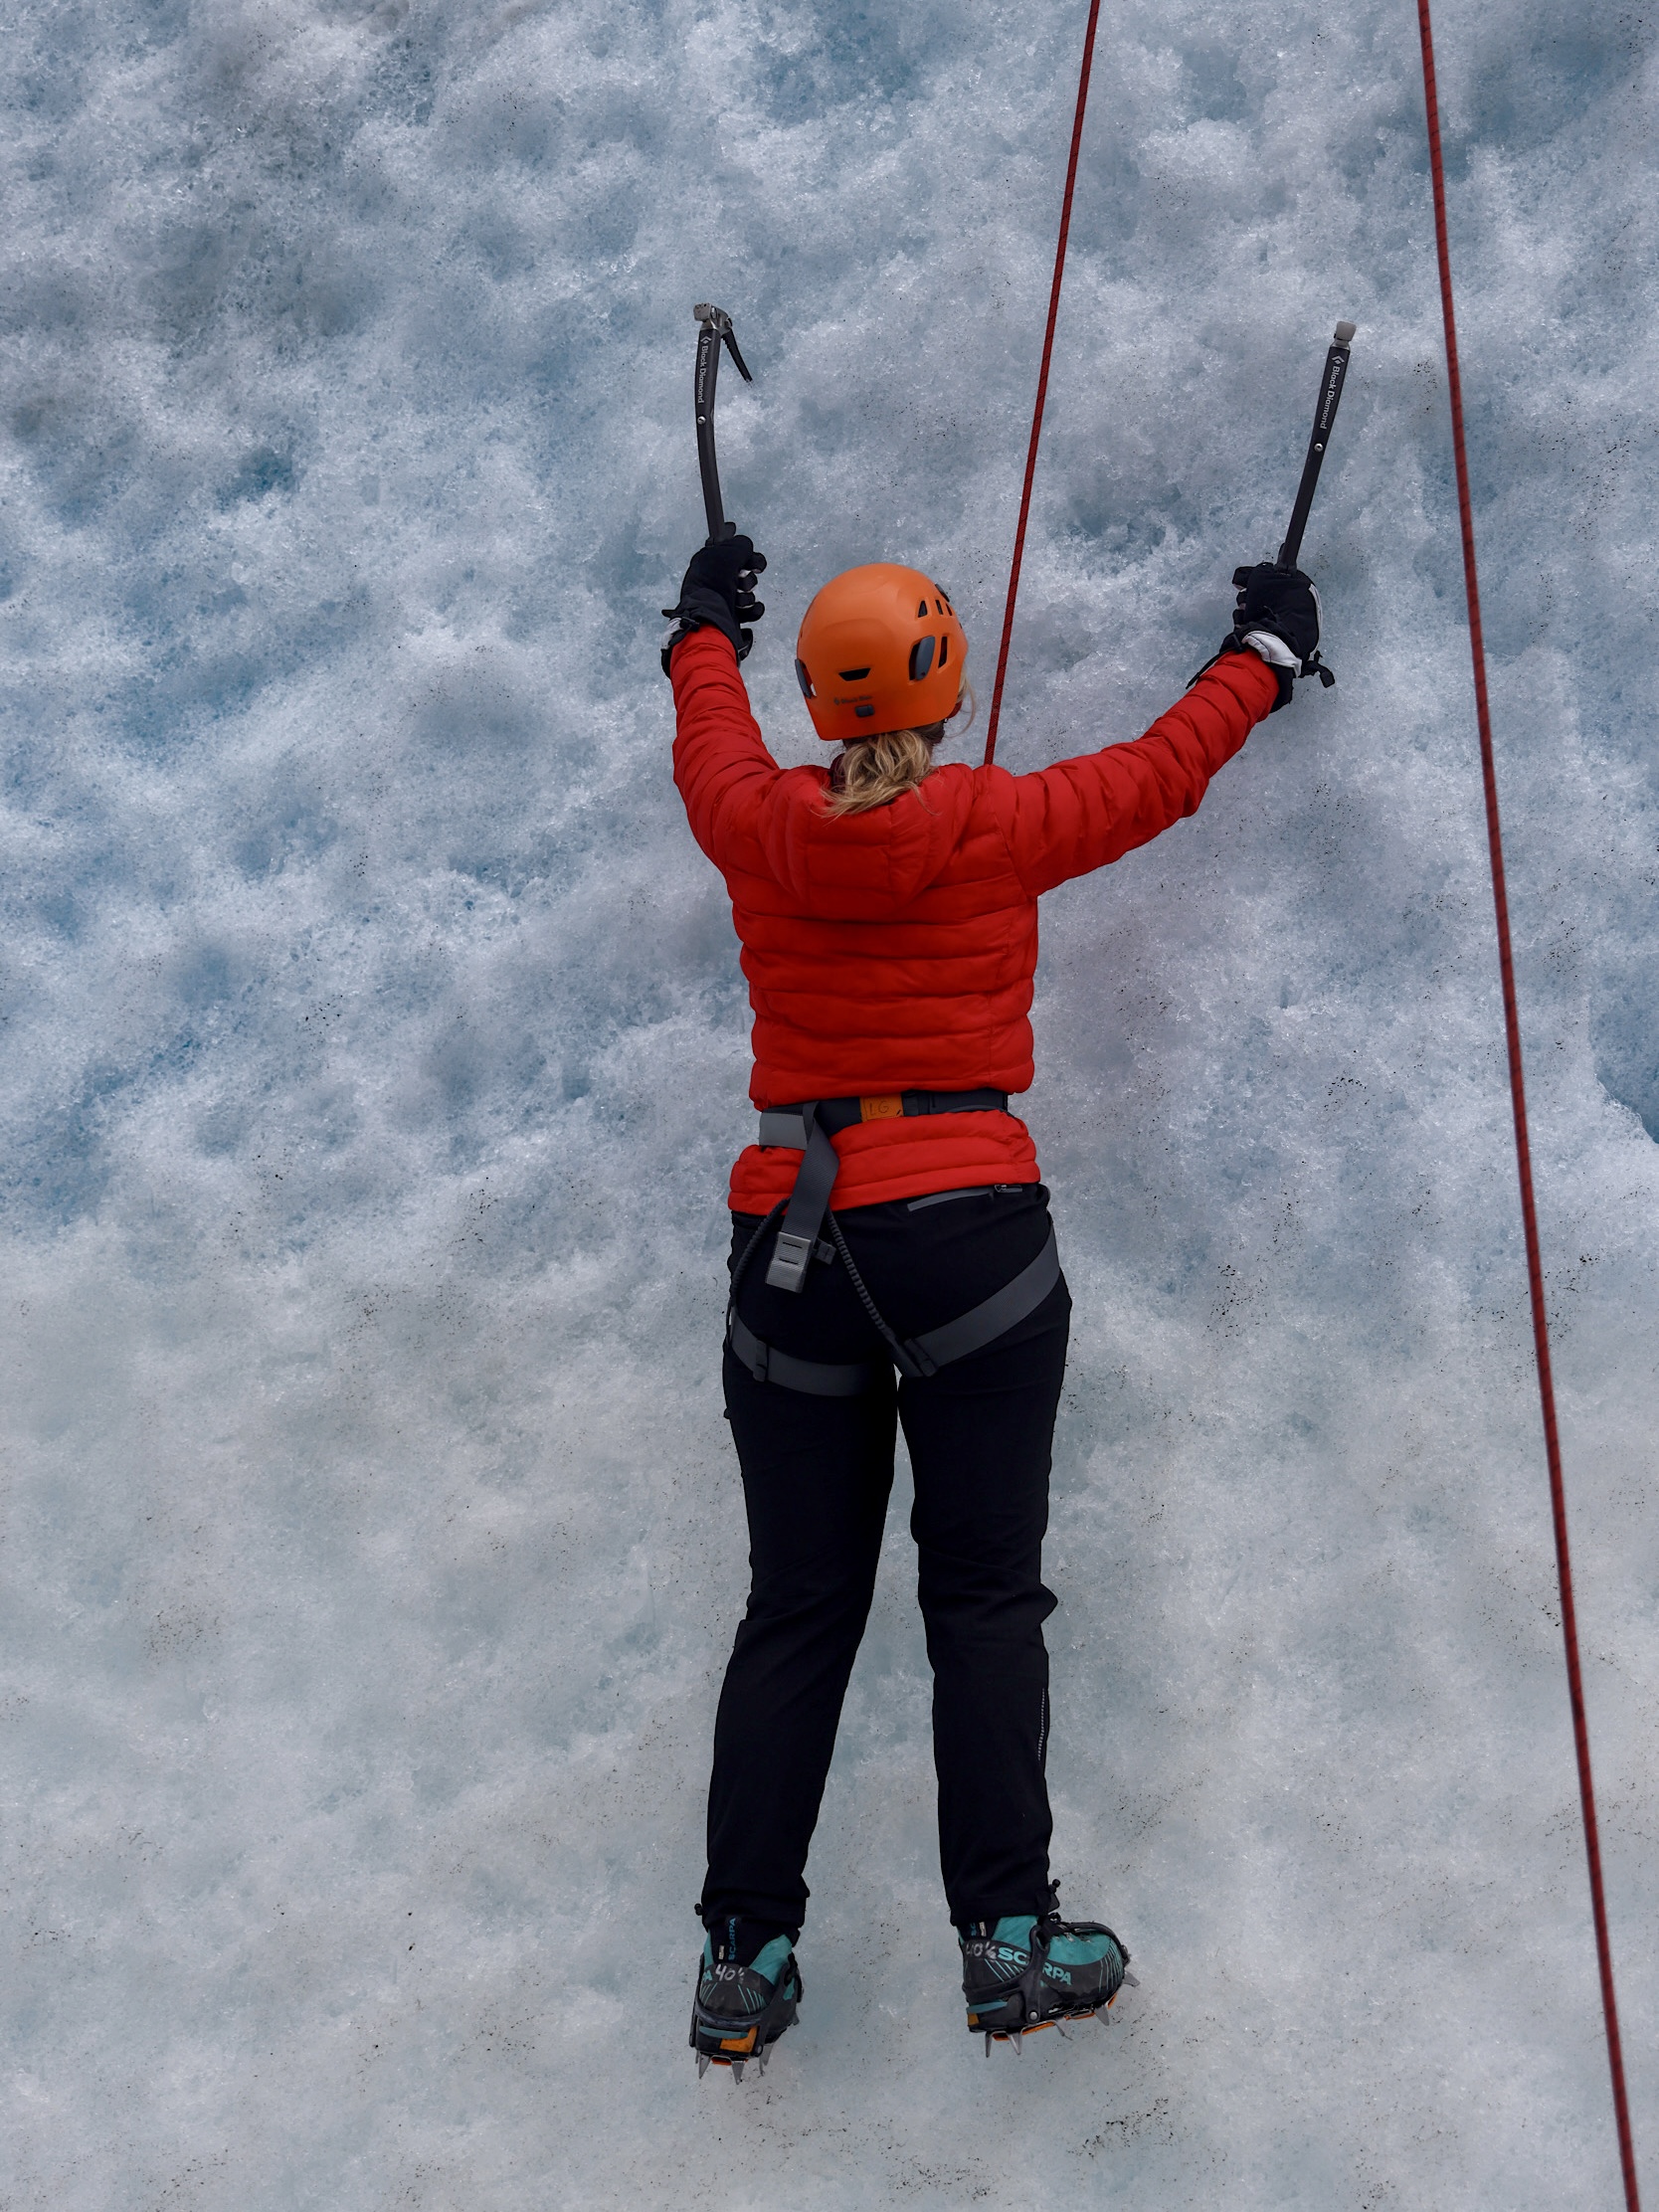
[{"xmin": 700, "ymin": 1183, "xmax": 1070, "ymax": 1932}]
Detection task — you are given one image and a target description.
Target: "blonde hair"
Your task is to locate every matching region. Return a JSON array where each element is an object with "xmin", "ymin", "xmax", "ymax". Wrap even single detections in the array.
[{"xmin": 826, "ymin": 683, "xmax": 975, "ymax": 818}]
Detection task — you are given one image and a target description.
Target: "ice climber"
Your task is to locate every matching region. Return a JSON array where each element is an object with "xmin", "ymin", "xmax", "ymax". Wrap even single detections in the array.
[{"xmin": 661, "ymin": 539, "xmax": 1327, "ymax": 2073}]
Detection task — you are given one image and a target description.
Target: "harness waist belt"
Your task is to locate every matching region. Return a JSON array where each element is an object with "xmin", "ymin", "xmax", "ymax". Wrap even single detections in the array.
[
  {"xmin": 758, "ymin": 1088, "xmax": 1010, "ymax": 1154},
  {"xmin": 761, "ymin": 1089, "xmax": 1012, "ymax": 1293}
]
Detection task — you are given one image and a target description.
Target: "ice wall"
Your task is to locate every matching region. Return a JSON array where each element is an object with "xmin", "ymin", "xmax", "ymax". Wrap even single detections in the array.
[{"xmin": 2, "ymin": 1, "xmax": 1655, "ymax": 2206}]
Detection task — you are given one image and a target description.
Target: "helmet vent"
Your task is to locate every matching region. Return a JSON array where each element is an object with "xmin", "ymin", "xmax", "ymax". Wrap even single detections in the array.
[
  {"xmin": 795, "ymin": 659, "xmax": 817, "ymax": 698},
  {"xmin": 917, "ymin": 599, "xmax": 928, "ymax": 618},
  {"xmin": 939, "ymin": 634, "xmax": 949, "ymax": 666},
  {"xmin": 855, "ymin": 704, "xmax": 875, "ymax": 718},
  {"xmin": 837, "ymin": 666, "xmax": 871, "ymax": 681},
  {"xmin": 908, "ymin": 637, "xmax": 936, "ymax": 681}
]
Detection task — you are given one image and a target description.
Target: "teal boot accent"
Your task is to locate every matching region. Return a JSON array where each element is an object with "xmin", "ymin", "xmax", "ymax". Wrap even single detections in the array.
[
  {"xmin": 690, "ymin": 1922, "xmax": 803, "ymax": 2080},
  {"xmin": 960, "ymin": 1894, "xmax": 1128, "ymax": 2051}
]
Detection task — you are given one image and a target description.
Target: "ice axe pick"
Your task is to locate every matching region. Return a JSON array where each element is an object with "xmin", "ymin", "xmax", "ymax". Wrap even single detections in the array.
[{"xmin": 692, "ymin": 303, "xmax": 753, "ymax": 543}]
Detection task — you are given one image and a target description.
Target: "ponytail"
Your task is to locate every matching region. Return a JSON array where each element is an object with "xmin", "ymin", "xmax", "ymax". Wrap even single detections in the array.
[
  {"xmin": 826, "ymin": 726, "xmax": 941, "ymax": 817},
  {"xmin": 825, "ymin": 683, "xmax": 975, "ymax": 819}
]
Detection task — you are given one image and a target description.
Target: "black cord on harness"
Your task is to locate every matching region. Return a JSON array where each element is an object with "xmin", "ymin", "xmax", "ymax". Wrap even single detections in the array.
[
  {"xmin": 729, "ymin": 1197, "xmax": 914, "ymax": 1377},
  {"xmin": 824, "ymin": 1211, "xmax": 924, "ymax": 1380}
]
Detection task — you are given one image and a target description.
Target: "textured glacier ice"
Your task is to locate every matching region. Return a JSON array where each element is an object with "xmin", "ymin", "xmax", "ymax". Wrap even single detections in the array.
[{"xmin": 1, "ymin": 0, "xmax": 1655, "ymax": 2205}]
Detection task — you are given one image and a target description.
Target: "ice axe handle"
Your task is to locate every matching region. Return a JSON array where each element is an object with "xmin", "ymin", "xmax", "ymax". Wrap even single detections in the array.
[
  {"xmin": 692, "ymin": 303, "xmax": 753, "ymax": 544},
  {"xmin": 1276, "ymin": 321, "xmax": 1357, "ymax": 570}
]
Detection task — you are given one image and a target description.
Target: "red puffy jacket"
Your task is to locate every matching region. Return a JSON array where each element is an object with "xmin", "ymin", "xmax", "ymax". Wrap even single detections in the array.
[{"xmin": 670, "ymin": 627, "xmax": 1278, "ymax": 1213}]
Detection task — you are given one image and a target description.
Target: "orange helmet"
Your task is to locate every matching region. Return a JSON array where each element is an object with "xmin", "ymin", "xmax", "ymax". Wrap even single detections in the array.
[{"xmin": 794, "ymin": 563, "xmax": 968, "ymax": 743}]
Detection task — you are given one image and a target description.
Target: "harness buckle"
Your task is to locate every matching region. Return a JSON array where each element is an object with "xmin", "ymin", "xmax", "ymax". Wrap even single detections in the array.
[
  {"xmin": 757, "ymin": 1109, "xmax": 808, "ymax": 1149},
  {"xmin": 765, "ymin": 1230, "xmax": 817, "ymax": 1293}
]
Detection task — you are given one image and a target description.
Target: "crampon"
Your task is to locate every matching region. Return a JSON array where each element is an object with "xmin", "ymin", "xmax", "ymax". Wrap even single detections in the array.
[
  {"xmin": 960, "ymin": 1895, "xmax": 1132, "ymax": 2054},
  {"xmin": 689, "ymin": 1924, "xmax": 802, "ymax": 2082}
]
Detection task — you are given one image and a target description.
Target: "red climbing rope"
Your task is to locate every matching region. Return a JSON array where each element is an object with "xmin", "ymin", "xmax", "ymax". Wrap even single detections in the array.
[
  {"xmin": 1414, "ymin": 8, "xmax": 1642, "ymax": 2206},
  {"xmin": 982, "ymin": 0, "xmax": 1102, "ymax": 767}
]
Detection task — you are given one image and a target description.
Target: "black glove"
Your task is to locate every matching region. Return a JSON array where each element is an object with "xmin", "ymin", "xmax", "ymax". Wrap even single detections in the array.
[
  {"xmin": 660, "ymin": 534, "xmax": 767, "ymax": 674},
  {"xmin": 1191, "ymin": 562, "xmax": 1333, "ymax": 710}
]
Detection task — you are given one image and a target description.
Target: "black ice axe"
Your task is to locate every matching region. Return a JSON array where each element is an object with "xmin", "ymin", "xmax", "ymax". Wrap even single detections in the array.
[
  {"xmin": 1226, "ymin": 320, "xmax": 1355, "ymax": 692},
  {"xmin": 692, "ymin": 302, "xmax": 753, "ymax": 542},
  {"xmin": 1273, "ymin": 319, "xmax": 1357, "ymax": 569}
]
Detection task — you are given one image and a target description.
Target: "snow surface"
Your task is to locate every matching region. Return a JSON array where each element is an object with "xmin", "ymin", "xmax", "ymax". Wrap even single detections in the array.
[{"xmin": 3, "ymin": 1, "xmax": 1657, "ymax": 2205}]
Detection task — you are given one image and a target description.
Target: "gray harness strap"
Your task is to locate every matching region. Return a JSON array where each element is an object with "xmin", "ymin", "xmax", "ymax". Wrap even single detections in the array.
[
  {"xmin": 764, "ymin": 1103, "xmax": 842, "ymax": 1293},
  {"xmin": 726, "ymin": 1312, "xmax": 886, "ymax": 1397},
  {"xmin": 728, "ymin": 1219, "xmax": 1063, "ymax": 1398},
  {"xmin": 727, "ymin": 1088, "xmax": 1055, "ymax": 1397},
  {"xmin": 900, "ymin": 1223, "xmax": 1060, "ymax": 1379},
  {"xmin": 760, "ymin": 1088, "xmax": 1009, "ymax": 1294}
]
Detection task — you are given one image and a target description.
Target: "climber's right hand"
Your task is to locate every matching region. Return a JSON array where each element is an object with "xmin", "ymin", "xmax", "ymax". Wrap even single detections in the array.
[{"xmin": 1190, "ymin": 562, "xmax": 1333, "ymax": 709}]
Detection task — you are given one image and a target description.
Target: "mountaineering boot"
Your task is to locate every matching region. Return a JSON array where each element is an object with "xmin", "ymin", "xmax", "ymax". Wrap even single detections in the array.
[
  {"xmin": 689, "ymin": 1918, "xmax": 803, "ymax": 2080},
  {"xmin": 960, "ymin": 1892, "xmax": 1129, "ymax": 2052}
]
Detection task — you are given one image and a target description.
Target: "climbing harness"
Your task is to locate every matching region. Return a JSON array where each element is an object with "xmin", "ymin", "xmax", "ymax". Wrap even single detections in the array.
[
  {"xmin": 725, "ymin": 1094, "xmax": 1062, "ymax": 1395},
  {"xmin": 727, "ymin": 1207, "xmax": 1061, "ymax": 1397},
  {"xmin": 760, "ymin": 1091, "xmax": 1009, "ymax": 1292},
  {"xmin": 1414, "ymin": 8, "xmax": 1641, "ymax": 2205}
]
